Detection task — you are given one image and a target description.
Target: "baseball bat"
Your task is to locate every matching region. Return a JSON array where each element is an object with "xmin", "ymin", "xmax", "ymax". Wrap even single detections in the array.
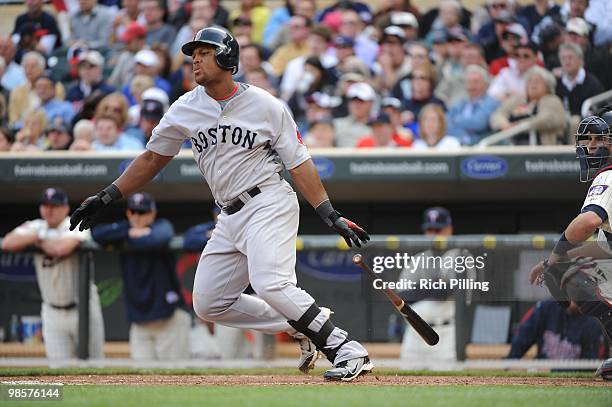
[{"xmin": 353, "ymin": 254, "xmax": 439, "ymax": 346}]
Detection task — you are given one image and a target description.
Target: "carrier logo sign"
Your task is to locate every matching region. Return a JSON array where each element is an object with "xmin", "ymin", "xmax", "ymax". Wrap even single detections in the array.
[
  {"xmin": 587, "ymin": 185, "xmax": 608, "ymax": 197},
  {"xmin": 461, "ymin": 156, "xmax": 508, "ymax": 179}
]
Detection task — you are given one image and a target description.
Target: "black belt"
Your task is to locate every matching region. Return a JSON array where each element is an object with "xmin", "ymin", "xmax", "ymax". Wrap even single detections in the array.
[
  {"xmin": 220, "ymin": 186, "xmax": 261, "ymax": 215},
  {"xmin": 49, "ymin": 302, "xmax": 77, "ymax": 310}
]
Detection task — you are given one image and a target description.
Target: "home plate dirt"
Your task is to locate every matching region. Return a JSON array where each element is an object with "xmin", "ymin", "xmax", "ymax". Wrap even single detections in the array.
[{"xmin": 3, "ymin": 375, "xmax": 611, "ymax": 386}]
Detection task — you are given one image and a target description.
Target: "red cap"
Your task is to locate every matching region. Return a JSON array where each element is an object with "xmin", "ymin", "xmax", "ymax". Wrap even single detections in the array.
[{"xmin": 121, "ymin": 22, "xmax": 147, "ymax": 43}]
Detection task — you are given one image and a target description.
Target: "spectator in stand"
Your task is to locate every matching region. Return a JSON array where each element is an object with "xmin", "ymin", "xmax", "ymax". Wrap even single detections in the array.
[
  {"xmin": 44, "ymin": 122, "xmax": 73, "ymax": 150},
  {"xmin": 333, "ymin": 82, "xmax": 375, "ymax": 148},
  {"xmin": 318, "ymin": 1, "xmax": 373, "ymax": 24},
  {"xmin": 13, "ymin": 0, "xmax": 62, "ymax": 54},
  {"xmin": 424, "ymin": 0, "xmax": 470, "ymax": 47},
  {"xmin": 335, "ymin": 8, "xmax": 378, "ymax": 68},
  {"xmin": 110, "ymin": 0, "xmax": 142, "ymax": 45},
  {"xmin": 1, "ymin": 188, "xmax": 105, "ymax": 360},
  {"xmin": 518, "ymin": 0, "xmax": 560, "ymax": 36},
  {"xmin": 126, "ymin": 75, "xmax": 155, "ymax": 123},
  {"xmin": 108, "ymin": 22, "xmax": 147, "ymax": 89},
  {"xmin": 507, "ymin": 299, "xmax": 605, "ymax": 360},
  {"xmin": 142, "ymin": 0, "xmax": 177, "ymax": 48},
  {"xmin": 0, "ymin": 58, "xmax": 9, "ymax": 125},
  {"xmin": 373, "ymin": 26, "xmax": 411, "ymax": 92},
  {"xmin": 433, "ymin": 27, "xmax": 470, "ymax": 107},
  {"xmin": 305, "ymin": 119, "xmax": 336, "ymax": 148},
  {"xmin": 356, "ymin": 112, "xmax": 412, "ymax": 148},
  {"xmin": 477, "ymin": 8, "xmax": 518, "ymax": 64},
  {"xmin": 69, "ymin": 118, "xmax": 95, "ymax": 151},
  {"xmin": 230, "ymin": 16, "xmax": 255, "ymax": 48},
  {"xmin": 171, "ymin": 0, "xmax": 217, "ymax": 57},
  {"xmin": 490, "ymin": 66, "xmax": 567, "ymax": 145},
  {"xmin": 150, "ymin": 43, "xmax": 172, "ymax": 81},
  {"xmin": 563, "ymin": 17, "xmax": 612, "ymax": 90},
  {"xmin": 381, "ymin": 96, "xmax": 414, "ymax": 144},
  {"xmin": 229, "ymin": 0, "xmax": 271, "ymax": 45},
  {"xmin": 280, "ymin": 25, "xmax": 333, "ymax": 102},
  {"xmin": 0, "ymin": 126, "xmax": 14, "ymax": 151},
  {"xmin": 13, "ymin": 23, "xmax": 47, "ymax": 65},
  {"xmin": 94, "ymin": 91, "xmax": 145, "ymax": 143},
  {"xmin": 92, "ymin": 193, "xmax": 191, "ymax": 360},
  {"xmin": 447, "ymin": 65, "xmax": 500, "ymax": 146},
  {"xmin": 92, "ymin": 114, "xmax": 144, "ymax": 150},
  {"xmin": 488, "ymin": 22, "xmax": 527, "ymax": 76},
  {"xmin": 488, "ymin": 41, "xmax": 540, "ymax": 101},
  {"xmin": 268, "ymin": 15, "xmax": 311, "ymax": 77},
  {"xmin": 245, "ymin": 68, "xmax": 279, "ymax": 98},
  {"xmin": 262, "ymin": 0, "xmax": 296, "ymax": 48},
  {"xmin": 413, "ymin": 104, "xmax": 460, "ymax": 150},
  {"xmin": 69, "ymin": 0, "xmax": 114, "ymax": 49},
  {"xmin": 122, "ymin": 49, "xmax": 170, "ymax": 105},
  {"xmin": 0, "ymin": 36, "xmax": 27, "ymax": 92},
  {"xmin": 235, "ymin": 44, "xmax": 274, "ymax": 85},
  {"xmin": 555, "ymin": 42, "xmax": 604, "ymax": 117},
  {"xmin": 138, "ymin": 98, "xmax": 164, "ymax": 143},
  {"xmin": 539, "ymin": 23, "xmax": 564, "ymax": 71},
  {"xmin": 585, "ymin": 0, "xmax": 612, "ymax": 47},
  {"xmin": 392, "ymin": 63, "xmax": 445, "ymax": 128},
  {"xmin": 386, "ymin": 12, "xmax": 420, "ymax": 43},
  {"xmin": 9, "ymin": 51, "xmax": 64, "ymax": 126},
  {"xmin": 10, "ymin": 108, "xmax": 47, "ymax": 152},
  {"xmin": 329, "ymin": 35, "xmax": 359, "ymax": 80},
  {"xmin": 266, "ymin": 0, "xmax": 317, "ymax": 50},
  {"xmin": 34, "ymin": 75, "xmax": 75, "ymax": 126},
  {"xmin": 66, "ymin": 51, "xmax": 115, "ymax": 112},
  {"xmin": 169, "ymin": 56, "xmax": 196, "ymax": 103},
  {"xmin": 419, "ymin": 0, "xmax": 470, "ymax": 38}
]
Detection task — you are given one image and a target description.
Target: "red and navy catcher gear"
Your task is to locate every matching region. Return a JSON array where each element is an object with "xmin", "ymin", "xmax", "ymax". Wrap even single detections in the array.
[
  {"xmin": 182, "ymin": 27, "xmax": 240, "ymax": 75},
  {"xmin": 575, "ymin": 115, "xmax": 612, "ymax": 182}
]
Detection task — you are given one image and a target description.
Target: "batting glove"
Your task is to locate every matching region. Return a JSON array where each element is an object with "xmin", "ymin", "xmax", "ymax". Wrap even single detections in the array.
[
  {"xmin": 70, "ymin": 184, "xmax": 123, "ymax": 231},
  {"xmin": 316, "ymin": 200, "xmax": 370, "ymax": 248}
]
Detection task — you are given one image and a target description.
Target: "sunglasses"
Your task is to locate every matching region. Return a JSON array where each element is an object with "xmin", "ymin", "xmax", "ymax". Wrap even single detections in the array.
[
  {"xmin": 129, "ymin": 209, "xmax": 150, "ymax": 215},
  {"xmin": 491, "ymin": 3, "xmax": 508, "ymax": 9}
]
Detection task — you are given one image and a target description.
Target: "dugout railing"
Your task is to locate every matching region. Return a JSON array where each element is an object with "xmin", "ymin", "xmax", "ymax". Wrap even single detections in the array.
[{"xmin": 0, "ymin": 234, "xmax": 567, "ymax": 361}]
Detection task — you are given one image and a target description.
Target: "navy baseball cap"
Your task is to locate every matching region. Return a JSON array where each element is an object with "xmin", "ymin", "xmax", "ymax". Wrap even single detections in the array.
[
  {"xmin": 334, "ymin": 35, "xmax": 355, "ymax": 48},
  {"xmin": 141, "ymin": 99, "xmax": 164, "ymax": 121},
  {"xmin": 368, "ymin": 112, "xmax": 392, "ymax": 126},
  {"xmin": 127, "ymin": 192, "xmax": 156, "ymax": 212},
  {"xmin": 422, "ymin": 207, "xmax": 452, "ymax": 230},
  {"xmin": 40, "ymin": 187, "xmax": 69, "ymax": 206}
]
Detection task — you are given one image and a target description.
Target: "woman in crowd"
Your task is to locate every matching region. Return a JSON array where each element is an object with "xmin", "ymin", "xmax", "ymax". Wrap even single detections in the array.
[
  {"xmin": 490, "ymin": 66, "xmax": 567, "ymax": 145},
  {"xmin": 10, "ymin": 108, "xmax": 48, "ymax": 151},
  {"xmin": 413, "ymin": 103, "xmax": 460, "ymax": 150}
]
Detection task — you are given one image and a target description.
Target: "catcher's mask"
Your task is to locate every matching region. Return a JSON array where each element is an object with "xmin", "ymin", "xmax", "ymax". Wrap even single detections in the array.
[{"xmin": 575, "ymin": 115, "xmax": 612, "ymax": 182}]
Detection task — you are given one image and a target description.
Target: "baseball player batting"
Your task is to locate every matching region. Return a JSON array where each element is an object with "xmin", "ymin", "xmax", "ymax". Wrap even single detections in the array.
[
  {"xmin": 529, "ymin": 113, "xmax": 612, "ymax": 381},
  {"xmin": 70, "ymin": 27, "xmax": 373, "ymax": 381}
]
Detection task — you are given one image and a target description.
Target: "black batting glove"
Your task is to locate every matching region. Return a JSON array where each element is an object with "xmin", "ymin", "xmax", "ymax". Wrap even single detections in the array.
[
  {"xmin": 316, "ymin": 200, "xmax": 370, "ymax": 248},
  {"xmin": 70, "ymin": 184, "xmax": 123, "ymax": 231}
]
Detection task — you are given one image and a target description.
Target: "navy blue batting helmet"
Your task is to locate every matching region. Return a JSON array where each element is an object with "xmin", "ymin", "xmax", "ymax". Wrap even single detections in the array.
[{"xmin": 181, "ymin": 27, "xmax": 239, "ymax": 74}]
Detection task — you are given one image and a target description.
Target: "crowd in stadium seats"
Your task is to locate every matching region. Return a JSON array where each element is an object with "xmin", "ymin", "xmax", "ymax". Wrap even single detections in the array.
[{"xmin": 0, "ymin": 0, "xmax": 610, "ymax": 152}]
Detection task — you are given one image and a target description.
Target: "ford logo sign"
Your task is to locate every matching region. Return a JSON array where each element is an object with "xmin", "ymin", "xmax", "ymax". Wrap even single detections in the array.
[
  {"xmin": 313, "ymin": 157, "xmax": 335, "ymax": 180},
  {"xmin": 461, "ymin": 156, "xmax": 508, "ymax": 179}
]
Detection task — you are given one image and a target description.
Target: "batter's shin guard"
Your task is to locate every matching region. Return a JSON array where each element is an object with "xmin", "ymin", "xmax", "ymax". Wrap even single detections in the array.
[
  {"xmin": 563, "ymin": 271, "xmax": 612, "ymax": 344},
  {"xmin": 287, "ymin": 303, "xmax": 348, "ymax": 363}
]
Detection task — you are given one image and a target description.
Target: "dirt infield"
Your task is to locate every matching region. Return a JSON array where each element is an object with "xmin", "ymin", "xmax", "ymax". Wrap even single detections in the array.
[{"xmin": 3, "ymin": 374, "xmax": 611, "ymax": 387}]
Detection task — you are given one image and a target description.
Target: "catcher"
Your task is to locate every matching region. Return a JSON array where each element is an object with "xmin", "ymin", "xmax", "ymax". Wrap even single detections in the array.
[{"xmin": 529, "ymin": 113, "xmax": 612, "ymax": 380}]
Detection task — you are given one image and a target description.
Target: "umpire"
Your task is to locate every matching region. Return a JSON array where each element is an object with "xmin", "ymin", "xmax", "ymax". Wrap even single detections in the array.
[{"xmin": 92, "ymin": 193, "xmax": 191, "ymax": 360}]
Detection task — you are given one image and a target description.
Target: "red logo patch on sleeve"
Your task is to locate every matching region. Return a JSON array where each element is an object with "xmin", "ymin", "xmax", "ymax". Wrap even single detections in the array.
[{"xmin": 296, "ymin": 129, "xmax": 304, "ymax": 144}]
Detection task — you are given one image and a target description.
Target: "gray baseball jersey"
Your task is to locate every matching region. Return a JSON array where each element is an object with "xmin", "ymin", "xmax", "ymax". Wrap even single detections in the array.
[{"xmin": 147, "ymin": 84, "xmax": 311, "ymax": 204}]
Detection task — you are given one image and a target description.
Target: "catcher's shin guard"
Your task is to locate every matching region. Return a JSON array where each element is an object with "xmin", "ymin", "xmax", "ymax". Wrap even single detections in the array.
[
  {"xmin": 562, "ymin": 269, "xmax": 612, "ymax": 343},
  {"xmin": 288, "ymin": 303, "xmax": 348, "ymax": 363},
  {"xmin": 543, "ymin": 262, "xmax": 571, "ymax": 308}
]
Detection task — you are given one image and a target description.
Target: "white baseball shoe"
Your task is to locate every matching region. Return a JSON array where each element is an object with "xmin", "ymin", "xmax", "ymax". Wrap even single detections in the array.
[
  {"xmin": 323, "ymin": 355, "xmax": 374, "ymax": 382},
  {"xmin": 297, "ymin": 307, "xmax": 333, "ymax": 374}
]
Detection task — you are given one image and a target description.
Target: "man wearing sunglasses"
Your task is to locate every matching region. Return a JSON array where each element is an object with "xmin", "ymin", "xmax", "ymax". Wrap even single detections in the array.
[{"xmin": 91, "ymin": 193, "xmax": 191, "ymax": 360}]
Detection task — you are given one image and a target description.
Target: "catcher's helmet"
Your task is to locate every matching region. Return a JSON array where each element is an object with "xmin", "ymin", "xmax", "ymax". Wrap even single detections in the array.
[
  {"xmin": 181, "ymin": 27, "xmax": 239, "ymax": 74},
  {"xmin": 575, "ymin": 115, "xmax": 612, "ymax": 182}
]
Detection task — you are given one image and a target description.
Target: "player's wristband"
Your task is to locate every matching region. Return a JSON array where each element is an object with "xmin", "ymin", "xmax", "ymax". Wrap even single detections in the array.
[
  {"xmin": 552, "ymin": 232, "xmax": 579, "ymax": 256},
  {"xmin": 97, "ymin": 183, "xmax": 123, "ymax": 206},
  {"xmin": 315, "ymin": 200, "xmax": 339, "ymax": 227}
]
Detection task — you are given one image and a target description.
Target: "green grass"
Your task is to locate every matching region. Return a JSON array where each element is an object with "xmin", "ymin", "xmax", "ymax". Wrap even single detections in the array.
[
  {"xmin": 1, "ymin": 385, "xmax": 610, "ymax": 407},
  {"xmin": 0, "ymin": 367, "xmax": 598, "ymax": 378}
]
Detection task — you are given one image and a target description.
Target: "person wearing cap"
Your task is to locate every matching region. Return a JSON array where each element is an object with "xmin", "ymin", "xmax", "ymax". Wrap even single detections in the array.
[
  {"xmin": 446, "ymin": 65, "xmax": 500, "ymax": 145},
  {"xmin": 108, "ymin": 22, "xmax": 147, "ymax": 89},
  {"xmin": 69, "ymin": 0, "xmax": 115, "ymax": 49},
  {"xmin": 488, "ymin": 41, "xmax": 541, "ymax": 101},
  {"xmin": 139, "ymin": 99, "xmax": 165, "ymax": 142},
  {"xmin": 355, "ymin": 112, "xmax": 412, "ymax": 148},
  {"xmin": 381, "ymin": 96, "xmax": 414, "ymax": 143},
  {"xmin": 564, "ymin": 17, "xmax": 612, "ymax": 90},
  {"xmin": 475, "ymin": 2, "xmax": 529, "ymax": 64},
  {"xmin": 65, "ymin": 50, "xmax": 115, "ymax": 108},
  {"xmin": 336, "ymin": 8, "xmax": 379, "ymax": 68},
  {"xmin": 141, "ymin": 0, "xmax": 177, "ymax": 48},
  {"xmin": 2, "ymin": 188, "xmax": 105, "ymax": 360},
  {"xmin": 92, "ymin": 193, "xmax": 191, "ymax": 360},
  {"xmin": 45, "ymin": 122, "xmax": 73, "ymax": 150},
  {"xmin": 433, "ymin": 26, "xmax": 471, "ymax": 107},
  {"xmin": 396, "ymin": 206, "xmax": 473, "ymax": 365},
  {"xmin": 34, "ymin": 75, "xmax": 75, "ymax": 127},
  {"xmin": 121, "ymin": 49, "xmax": 171, "ymax": 106},
  {"xmin": 332, "ymin": 82, "xmax": 375, "ymax": 147},
  {"xmin": 0, "ymin": 36, "xmax": 27, "ymax": 93},
  {"xmin": 555, "ymin": 42, "xmax": 604, "ymax": 117},
  {"xmin": 280, "ymin": 25, "xmax": 334, "ymax": 102},
  {"xmin": 424, "ymin": 1, "xmax": 470, "ymax": 46},
  {"xmin": 389, "ymin": 11, "xmax": 419, "ymax": 42},
  {"xmin": 373, "ymin": 26, "xmax": 411, "ymax": 91},
  {"xmin": 12, "ymin": 0, "xmax": 62, "ymax": 54},
  {"xmin": 488, "ymin": 22, "xmax": 527, "ymax": 76},
  {"xmin": 517, "ymin": 0, "xmax": 560, "ymax": 36}
]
